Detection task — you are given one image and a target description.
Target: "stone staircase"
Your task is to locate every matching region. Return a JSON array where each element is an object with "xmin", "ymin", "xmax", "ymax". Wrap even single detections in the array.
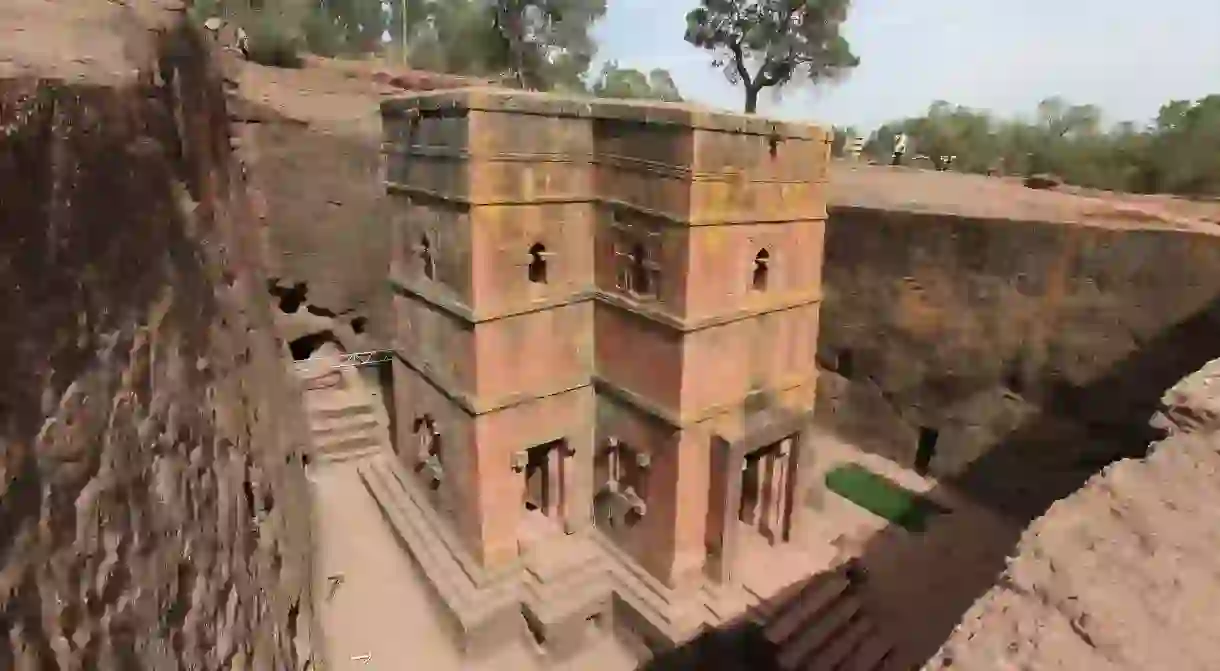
[
  {"xmin": 589, "ymin": 531, "xmax": 711, "ymax": 649},
  {"xmin": 520, "ymin": 534, "xmax": 614, "ymax": 631},
  {"xmin": 750, "ymin": 563, "xmax": 896, "ymax": 671},
  {"xmin": 358, "ymin": 451, "xmax": 715, "ymax": 656},
  {"xmin": 297, "ymin": 357, "xmax": 389, "ymax": 464}
]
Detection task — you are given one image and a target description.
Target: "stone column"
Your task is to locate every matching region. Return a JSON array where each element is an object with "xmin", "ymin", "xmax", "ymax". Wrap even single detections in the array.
[
  {"xmin": 773, "ymin": 442, "xmax": 792, "ymax": 542},
  {"xmin": 546, "ymin": 444, "xmax": 563, "ymax": 519},
  {"xmin": 706, "ymin": 436, "xmax": 737, "ymax": 585},
  {"xmin": 564, "ymin": 432, "xmax": 591, "ymax": 535},
  {"xmin": 761, "ymin": 451, "xmax": 781, "ymax": 544},
  {"xmin": 786, "ymin": 429, "xmax": 813, "ymax": 543},
  {"xmin": 743, "ymin": 457, "xmax": 762, "ymax": 526}
]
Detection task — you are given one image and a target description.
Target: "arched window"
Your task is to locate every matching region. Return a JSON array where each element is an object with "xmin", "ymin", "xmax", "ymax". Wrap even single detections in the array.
[
  {"xmin": 752, "ymin": 249, "xmax": 770, "ymax": 291},
  {"xmin": 418, "ymin": 235, "xmax": 435, "ymax": 280},
  {"xmin": 528, "ymin": 242, "xmax": 548, "ymax": 284}
]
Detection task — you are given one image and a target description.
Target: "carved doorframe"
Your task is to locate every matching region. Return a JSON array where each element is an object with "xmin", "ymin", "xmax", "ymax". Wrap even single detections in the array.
[{"xmin": 705, "ymin": 409, "xmax": 813, "ymax": 586}]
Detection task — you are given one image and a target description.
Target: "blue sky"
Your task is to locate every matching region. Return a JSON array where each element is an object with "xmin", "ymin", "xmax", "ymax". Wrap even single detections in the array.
[{"xmin": 592, "ymin": 0, "xmax": 1220, "ymax": 131}]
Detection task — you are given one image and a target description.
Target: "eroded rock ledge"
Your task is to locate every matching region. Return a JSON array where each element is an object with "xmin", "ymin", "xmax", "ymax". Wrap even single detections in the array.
[
  {"xmin": 923, "ymin": 360, "xmax": 1220, "ymax": 670},
  {"xmin": 0, "ymin": 2, "xmax": 314, "ymax": 669}
]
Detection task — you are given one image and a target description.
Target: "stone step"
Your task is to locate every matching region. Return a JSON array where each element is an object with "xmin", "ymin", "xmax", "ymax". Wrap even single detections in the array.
[
  {"xmin": 309, "ymin": 412, "xmax": 380, "ymax": 437},
  {"xmin": 359, "ymin": 462, "xmax": 479, "ymax": 617},
  {"xmin": 305, "ymin": 389, "xmax": 373, "ymax": 420},
  {"xmin": 314, "ymin": 431, "xmax": 381, "ymax": 455},
  {"xmin": 524, "ymin": 534, "xmax": 603, "ymax": 582},
  {"xmin": 522, "ymin": 564, "xmax": 613, "ymax": 626},
  {"xmin": 314, "ymin": 445, "xmax": 382, "ymax": 465},
  {"xmin": 361, "ymin": 457, "xmax": 521, "ymax": 620},
  {"xmin": 840, "ymin": 636, "xmax": 893, "ymax": 671},
  {"xmin": 701, "ymin": 582, "xmax": 759, "ymax": 625},
  {"xmin": 525, "ymin": 548, "xmax": 608, "ymax": 598},
  {"xmin": 591, "ymin": 534, "xmax": 688, "ymax": 636},
  {"xmin": 378, "ymin": 457, "xmax": 504, "ymax": 588},
  {"xmin": 774, "ymin": 595, "xmax": 861, "ymax": 671},
  {"xmin": 800, "ymin": 616, "xmax": 873, "ymax": 671},
  {"xmin": 300, "ymin": 368, "xmax": 344, "ymax": 391},
  {"xmin": 601, "ymin": 564, "xmax": 701, "ymax": 645},
  {"xmin": 764, "ymin": 570, "xmax": 851, "ymax": 647},
  {"xmin": 753, "ymin": 575, "xmax": 817, "ymax": 621},
  {"xmin": 592, "ymin": 533, "xmax": 676, "ymax": 610}
]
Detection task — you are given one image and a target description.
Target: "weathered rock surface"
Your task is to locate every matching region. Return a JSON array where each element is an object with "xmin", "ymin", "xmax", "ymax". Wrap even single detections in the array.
[
  {"xmin": 0, "ymin": 2, "xmax": 315, "ymax": 669},
  {"xmin": 819, "ymin": 165, "xmax": 1220, "ymax": 521},
  {"xmin": 923, "ymin": 359, "xmax": 1220, "ymax": 670},
  {"xmin": 230, "ymin": 56, "xmax": 490, "ymax": 333},
  {"xmin": 231, "ymin": 58, "xmax": 394, "ymax": 320}
]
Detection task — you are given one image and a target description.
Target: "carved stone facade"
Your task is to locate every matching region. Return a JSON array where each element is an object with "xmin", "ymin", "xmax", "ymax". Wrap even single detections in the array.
[{"xmin": 380, "ymin": 89, "xmax": 830, "ymax": 654}]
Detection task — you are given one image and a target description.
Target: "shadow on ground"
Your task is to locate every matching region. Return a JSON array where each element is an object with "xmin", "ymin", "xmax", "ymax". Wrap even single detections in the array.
[{"xmin": 640, "ymin": 290, "xmax": 1220, "ymax": 670}]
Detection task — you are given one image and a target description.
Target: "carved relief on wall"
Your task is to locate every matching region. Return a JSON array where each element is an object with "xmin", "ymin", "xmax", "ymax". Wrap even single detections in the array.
[
  {"xmin": 412, "ymin": 414, "xmax": 443, "ymax": 491},
  {"xmin": 594, "ymin": 437, "xmax": 650, "ymax": 529}
]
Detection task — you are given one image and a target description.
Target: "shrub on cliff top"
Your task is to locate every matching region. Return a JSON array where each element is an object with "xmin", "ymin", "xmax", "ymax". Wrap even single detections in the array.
[{"xmin": 243, "ymin": 14, "xmax": 305, "ymax": 69}]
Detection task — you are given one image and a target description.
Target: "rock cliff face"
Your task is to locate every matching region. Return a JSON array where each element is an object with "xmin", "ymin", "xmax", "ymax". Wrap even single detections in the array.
[
  {"xmin": 0, "ymin": 2, "xmax": 315, "ymax": 669},
  {"xmin": 231, "ymin": 58, "xmax": 393, "ymax": 319},
  {"xmin": 923, "ymin": 359, "xmax": 1220, "ymax": 671},
  {"xmin": 817, "ymin": 186, "xmax": 1220, "ymax": 521}
]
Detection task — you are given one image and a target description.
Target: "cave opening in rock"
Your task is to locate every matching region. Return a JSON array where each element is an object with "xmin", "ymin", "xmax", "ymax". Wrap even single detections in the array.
[
  {"xmin": 268, "ymin": 280, "xmax": 309, "ymax": 314},
  {"xmin": 836, "ymin": 348, "xmax": 855, "ymax": 379},
  {"xmin": 288, "ymin": 331, "xmax": 340, "ymax": 361},
  {"xmin": 306, "ymin": 304, "xmax": 338, "ymax": 318},
  {"xmin": 1004, "ymin": 360, "xmax": 1024, "ymax": 395},
  {"xmin": 915, "ymin": 427, "xmax": 939, "ymax": 476}
]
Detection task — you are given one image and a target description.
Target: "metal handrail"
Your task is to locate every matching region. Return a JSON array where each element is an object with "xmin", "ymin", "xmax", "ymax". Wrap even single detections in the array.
[{"xmin": 293, "ymin": 350, "xmax": 393, "ymax": 372}]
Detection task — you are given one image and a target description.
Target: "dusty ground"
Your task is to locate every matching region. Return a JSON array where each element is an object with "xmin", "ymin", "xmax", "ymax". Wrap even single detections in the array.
[
  {"xmin": 831, "ymin": 162, "xmax": 1220, "ymax": 232},
  {"xmin": 0, "ymin": 0, "xmax": 181, "ymax": 82},
  {"xmin": 310, "ymin": 460, "xmax": 473, "ymax": 670}
]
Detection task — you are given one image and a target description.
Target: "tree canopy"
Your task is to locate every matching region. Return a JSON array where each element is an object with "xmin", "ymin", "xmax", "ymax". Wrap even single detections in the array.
[
  {"xmin": 192, "ymin": 0, "xmax": 1220, "ymax": 199},
  {"xmin": 684, "ymin": 0, "xmax": 859, "ymax": 113},
  {"xmin": 590, "ymin": 61, "xmax": 684, "ymax": 102},
  {"xmin": 863, "ymin": 96, "xmax": 1220, "ymax": 198},
  {"xmin": 489, "ymin": 0, "xmax": 607, "ymax": 90}
]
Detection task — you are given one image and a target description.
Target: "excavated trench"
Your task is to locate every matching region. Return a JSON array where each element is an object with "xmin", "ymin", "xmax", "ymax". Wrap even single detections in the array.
[
  {"xmin": 805, "ymin": 199, "xmax": 1220, "ymax": 667},
  {"xmin": 9, "ymin": 3, "xmax": 1220, "ymax": 668}
]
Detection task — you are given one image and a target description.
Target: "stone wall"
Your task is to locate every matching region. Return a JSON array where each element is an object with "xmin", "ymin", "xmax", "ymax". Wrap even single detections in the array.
[
  {"xmin": 816, "ymin": 204, "xmax": 1220, "ymax": 519},
  {"xmin": 0, "ymin": 4, "xmax": 315, "ymax": 669}
]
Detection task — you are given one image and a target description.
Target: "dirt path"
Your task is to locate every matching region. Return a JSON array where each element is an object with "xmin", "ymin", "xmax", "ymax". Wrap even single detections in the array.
[{"xmin": 309, "ymin": 461, "xmax": 473, "ymax": 671}]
